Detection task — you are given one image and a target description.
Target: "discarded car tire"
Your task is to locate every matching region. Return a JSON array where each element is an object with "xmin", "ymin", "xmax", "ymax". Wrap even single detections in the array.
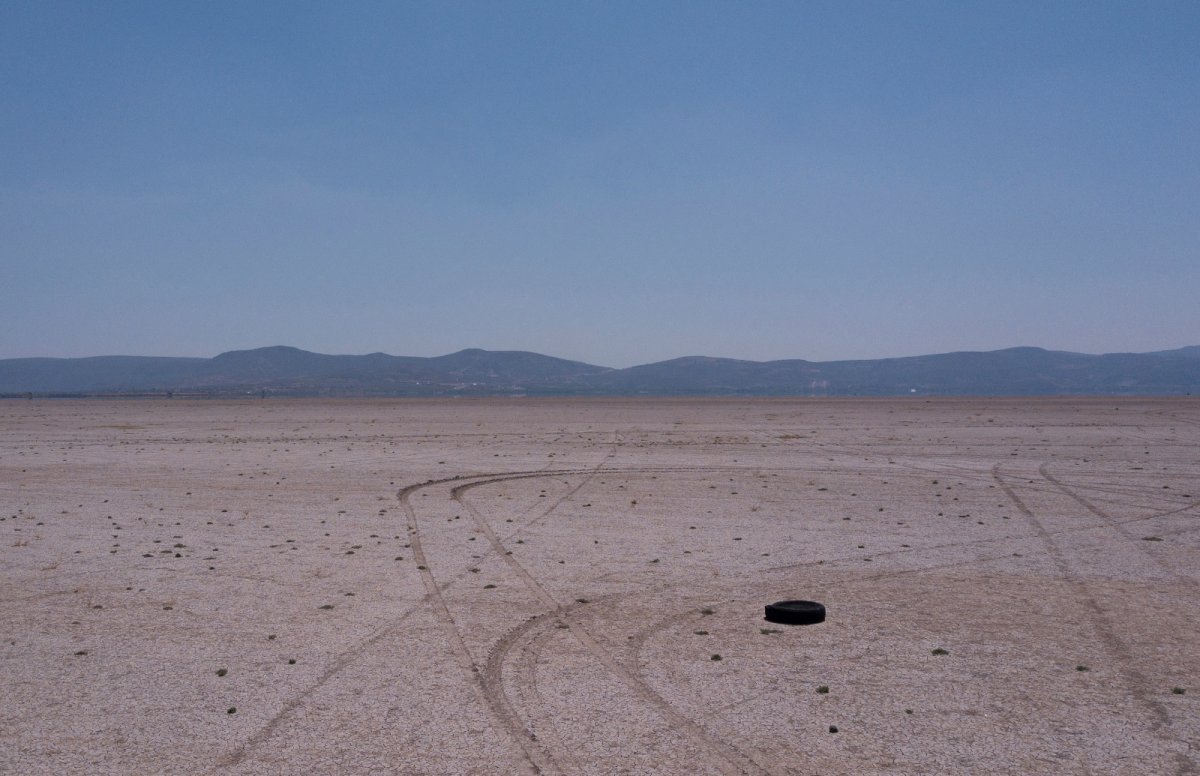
[{"xmin": 764, "ymin": 600, "xmax": 825, "ymax": 625}]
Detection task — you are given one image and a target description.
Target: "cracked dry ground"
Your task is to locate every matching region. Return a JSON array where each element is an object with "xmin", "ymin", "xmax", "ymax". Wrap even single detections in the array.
[{"xmin": 2, "ymin": 397, "xmax": 1198, "ymax": 775}]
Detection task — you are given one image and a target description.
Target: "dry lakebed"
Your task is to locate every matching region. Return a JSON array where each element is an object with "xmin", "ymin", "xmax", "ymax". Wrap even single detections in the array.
[{"xmin": 2, "ymin": 397, "xmax": 1197, "ymax": 775}]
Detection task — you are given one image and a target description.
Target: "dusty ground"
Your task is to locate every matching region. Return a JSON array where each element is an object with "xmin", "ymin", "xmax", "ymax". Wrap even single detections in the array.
[{"xmin": 1, "ymin": 397, "xmax": 1197, "ymax": 775}]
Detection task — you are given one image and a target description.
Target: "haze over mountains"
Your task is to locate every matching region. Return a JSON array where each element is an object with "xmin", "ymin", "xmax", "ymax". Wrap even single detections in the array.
[{"xmin": 3, "ymin": 345, "xmax": 1199, "ymax": 397}]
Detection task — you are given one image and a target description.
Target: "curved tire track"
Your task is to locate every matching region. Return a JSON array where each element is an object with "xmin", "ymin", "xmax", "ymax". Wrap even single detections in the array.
[
  {"xmin": 217, "ymin": 469, "xmax": 568, "ymax": 772},
  {"xmin": 453, "ymin": 470, "xmax": 779, "ymax": 776},
  {"xmin": 400, "ymin": 470, "xmax": 565, "ymax": 775}
]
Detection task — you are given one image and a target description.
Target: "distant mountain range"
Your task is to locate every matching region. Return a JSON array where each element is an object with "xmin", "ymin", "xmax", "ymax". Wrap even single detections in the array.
[{"xmin": 2, "ymin": 345, "xmax": 1199, "ymax": 397}]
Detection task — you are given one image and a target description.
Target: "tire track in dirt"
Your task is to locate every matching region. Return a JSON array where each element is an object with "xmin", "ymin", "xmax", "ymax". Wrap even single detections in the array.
[
  {"xmin": 1146, "ymin": 409, "xmax": 1200, "ymax": 429},
  {"xmin": 600, "ymin": 448, "xmax": 1200, "ymax": 748},
  {"xmin": 629, "ymin": 539, "xmax": 1086, "ymax": 680},
  {"xmin": 440, "ymin": 442, "xmax": 623, "ymax": 771},
  {"xmin": 613, "ymin": 454, "xmax": 1200, "ymax": 730},
  {"xmin": 1023, "ymin": 460, "xmax": 1198, "ymax": 508},
  {"xmin": 449, "ymin": 457, "xmax": 612, "ymax": 612},
  {"xmin": 400, "ymin": 471, "xmax": 568, "ymax": 776},
  {"xmin": 453, "ymin": 463, "xmax": 619, "ymax": 775},
  {"xmin": 825, "ymin": 441, "xmax": 1198, "ymax": 528},
  {"xmin": 216, "ymin": 470, "xmax": 558, "ymax": 771},
  {"xmin": 616, "ymin": 537, "xmax": 1122, "ymax": 776},
  {"xmin": 815, "ymin": 441, "xmax": 1022, "ymax": 489},
  {"xmin": 755, "ymin": 493, "xmax": 1199, "ymax": 579},
  {"xmin": 484, "ymin": 606, "xmax": 588, "ymax": 775},
  {"xmin": 383, "ymin": 435, "xmax": 620, "ymax": 775},
  {"xmin": 215, "ymin": 593, "xmax": 431, "ymax": 770},
  {"xmin": 218, "ymin": 467, "xmax": 596, "ymax": 773},
  {"xmin": 219, "ymin": 453, "xmax": 1193, "ymax": 773},
  {"xmin": 993, "ymin": 464, "xmax": 1197, "ymax": 776},
  {"xmin": 1039, "ymin": 463, "xmax": 1199, "ymax": 589},
  {"xmin": 1042, "ymin": 479, "xmax": 1198, "ymax": 510},
  {"xmin": 453, "ymin": 471, "xmax": 779, "ymax": 776}
]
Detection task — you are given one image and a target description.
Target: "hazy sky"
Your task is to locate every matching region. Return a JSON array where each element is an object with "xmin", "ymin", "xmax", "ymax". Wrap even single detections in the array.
[{"xmin": 2, "ymin": 1, "xmax": 1197, "ymax": 366}]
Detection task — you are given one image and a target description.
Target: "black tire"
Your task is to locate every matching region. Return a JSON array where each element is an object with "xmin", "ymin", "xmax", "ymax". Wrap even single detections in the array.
[{"xmin": 764, "ymin": 600, "xmax": 825, "ymax": 625}]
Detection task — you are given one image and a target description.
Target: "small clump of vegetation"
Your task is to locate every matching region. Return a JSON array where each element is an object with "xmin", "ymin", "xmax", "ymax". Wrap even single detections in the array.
[
  {"xmin": 215, "ymin": 668, "xmax": 228, "ymax": 677},
  {"xmin": 816, "ymin": 685, "xmax": 829, "ymax": 694},
  {"xmin": 710, "ymin": 654, "xmax": 722, "ymax": 661},
  {"xmin": 1172, "ymin": 687, "xmax": 1186, "ymax": 695},
  {"xmin": 931, "ymin": 647, "xmax": 949, "ymax": 656}
]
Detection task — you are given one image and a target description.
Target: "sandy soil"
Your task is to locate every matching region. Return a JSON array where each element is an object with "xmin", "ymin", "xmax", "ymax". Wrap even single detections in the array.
[{"xmin": 1, "ymin": 397, "xmax": 1197, "ymax": 775}]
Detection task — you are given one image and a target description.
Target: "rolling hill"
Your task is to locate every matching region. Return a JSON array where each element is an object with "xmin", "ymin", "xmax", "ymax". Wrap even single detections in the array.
[{"xmin": 2, "ymin": 345, "xmax": 1199, "ymax": 396}]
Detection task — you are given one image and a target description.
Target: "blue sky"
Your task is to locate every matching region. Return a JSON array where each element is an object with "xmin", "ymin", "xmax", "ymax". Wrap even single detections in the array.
[{"xmin": 2, "ymin": 1, "xmax": 1197, "ymax": 366}]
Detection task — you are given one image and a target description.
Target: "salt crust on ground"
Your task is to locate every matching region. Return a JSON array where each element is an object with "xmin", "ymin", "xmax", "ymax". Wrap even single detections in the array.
[{"xmin": 1, "ymin": 397, "xmax": 1197, "ymax": 775}]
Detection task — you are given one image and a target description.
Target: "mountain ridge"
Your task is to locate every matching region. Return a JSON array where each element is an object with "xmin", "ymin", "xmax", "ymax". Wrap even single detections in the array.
[{"xmin": 2, "ymin": 345, "xmax": 1198, "ymax": 396}]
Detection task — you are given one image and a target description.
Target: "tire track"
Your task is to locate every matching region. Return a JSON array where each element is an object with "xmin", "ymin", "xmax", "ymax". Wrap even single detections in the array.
[
  {"xmin": 826, "ymin": 441, "xmax": 1198, "ymax": 527},
  {"xmin": 219, "ymin": 452, "xmax": 1194, "ymax": 773},
  {"xmin": 630, "ymin": 539, "xmax": 1084, "ymax": 678},
  {"xmin": 993, "ymin": 464, "xmax": 1197, "ymax": 776},
  {"xmin": 453, "ymin": 473, "xmax": 779, "ymax": 776},
  {"xmin": 1145, "ymin": 409, "xmax": 1200, "ymax": 429},
  {"xmin": 1027, "ymin": 467, "xmax": 1198, "ymax": 510},
  {"xmin": 389, "ymin": 436, "xmax": 620, "ymax": 775},
  {"xmin": 756, "ymin": 492, "xmax": 1199, "ymax": 579},
  {"xmin": 217, "ymin": 469, "xmax": 561, "ymax": 772},
  {"xmin": 400, "ymin": 472, "xmax": 559, "ymax": 776},
  {"xmin": 223, "ymin": 467, "xmax": 591, "ymax": 773},
  {"xmin": 443, "ymin": 451, "xmax": 620, "ymax": 774},
  {"xmin": 484, "ymin": 606, "xmax": 588, "ymax": 775},
  {"xmin": 216, "ymin": 593, "xmax": 430, "ymax": 770},
  {"xmin": 1039, "ymin": 463, "xmax": 1199, "ymax": 588}
]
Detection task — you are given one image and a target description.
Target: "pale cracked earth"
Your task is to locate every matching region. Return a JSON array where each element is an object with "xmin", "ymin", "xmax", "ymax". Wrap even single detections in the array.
[{"xmin": 1, "ymin": 397, "xmax": 1198, "ymax": 776}]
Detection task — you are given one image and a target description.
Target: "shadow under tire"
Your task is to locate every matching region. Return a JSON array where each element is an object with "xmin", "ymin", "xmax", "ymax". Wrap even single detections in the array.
[{"xmin": 764, "ymin": 600, "xmax": 825, "ymax": 625}]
